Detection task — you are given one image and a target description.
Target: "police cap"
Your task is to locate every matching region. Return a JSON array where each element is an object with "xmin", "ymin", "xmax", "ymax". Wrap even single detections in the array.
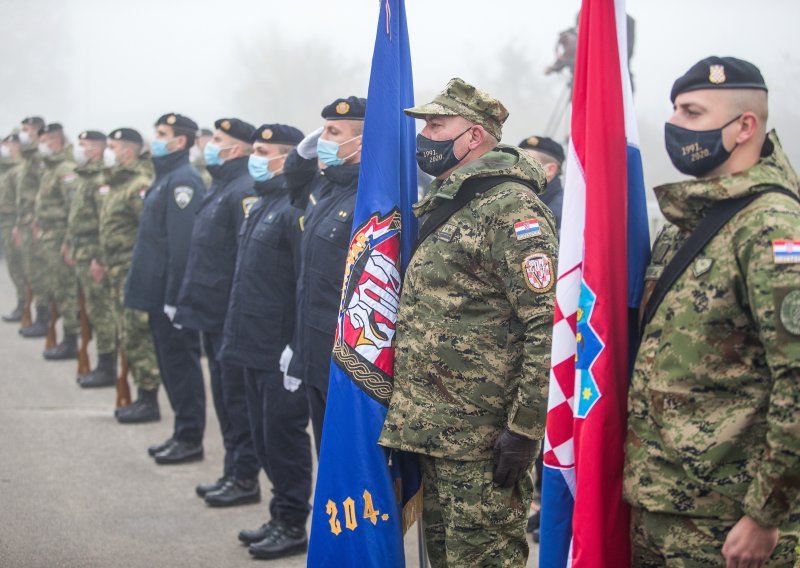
[
  {"xmin": 518, "ymin": 135, "xmax": 565, "ymax": 164},
  {"xmin": 155, "ymin": 113, "xmax": 198, "ymax": 133},
  {"xmin": 252, "ymin": 124, "xmax": 305, "ymax": 146},
  {"xmin": 214, "ymin": 118, "xmax": 256, "ymax": 143},
  {"xmin": 321, "ymin": 97, "xmax": 367, "ymax": 121}
]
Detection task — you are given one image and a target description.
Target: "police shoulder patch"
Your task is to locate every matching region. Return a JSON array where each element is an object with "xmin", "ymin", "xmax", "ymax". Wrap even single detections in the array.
[
  {"xmin": 242, "ymin": 196, "xmax": 259, "ymax": 218},
  {"xmin": 173, "ymin": 186, "xmax": 194, "ymax": 209},
  {"xmin": 522, "ymin": 252, "xmax": 554, "ymax": 293}
]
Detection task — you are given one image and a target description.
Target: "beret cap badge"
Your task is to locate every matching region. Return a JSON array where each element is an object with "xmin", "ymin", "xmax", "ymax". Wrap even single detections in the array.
[
  {"xmin": 221, "ymin": 120, "xmax": 231, "ymax": 131},
  {"xmin": 709, "ymin": 64, "xmax": 726, "ymax": 84},
  {"xmin": 261, "ymin": 129, "xmax": 273, "ymax": 140},
  {"xmin": 336, "ymin": 101, "xmax": 351, "ymax": 115},
  {"xmin": 166, "ymin": 115, "xmax": 177, "ymax": 125}
]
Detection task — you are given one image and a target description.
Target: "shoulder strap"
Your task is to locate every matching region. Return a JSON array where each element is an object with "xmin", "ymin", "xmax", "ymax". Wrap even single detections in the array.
[
  {"xmin": 641, "ymin": 187, "xmax": 798, "ymax": 330},
  {"xmin": 409, "ymin": 175, "xmax": 537, "ymax": 260}
]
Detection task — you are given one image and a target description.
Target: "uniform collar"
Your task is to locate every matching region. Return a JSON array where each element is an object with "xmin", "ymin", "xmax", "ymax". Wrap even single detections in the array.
[
  {"xmin": 152, "ymin": 148, "xmax": 190, "ymax": 176},
  {"xmin": 207, "ymin": 155, "xmax": 249, "ymax": 182}
]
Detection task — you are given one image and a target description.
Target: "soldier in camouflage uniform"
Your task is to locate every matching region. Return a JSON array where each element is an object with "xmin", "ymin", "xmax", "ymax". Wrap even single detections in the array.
[
  {"xmin": 35, "ymin": 123, "xmax": 80, "ymax": 360},
  {"xmin": 15, "ymin": 117, "xmax": 49, "ymax": 337},
  {"xmin": 67, "ymin": 130, "xmax": 118, "ymax": 387},
  {"xmin": 625, "ymin": 57, "xmax": 800, "ymax": 567},
  {"xmin": 96, "ymin": 128, "xmax": 161, "ymax": 422},
  {"xmin": 379, "ymin": 78, "xmax": 558, "ymax": 567},
  {"xmin": 0, "ymin": 133, "xmax": 27, "ymax": 322}
]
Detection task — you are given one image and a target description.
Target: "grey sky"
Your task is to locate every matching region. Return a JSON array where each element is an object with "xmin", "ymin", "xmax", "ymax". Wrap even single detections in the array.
[{"xmin": 1, "ymin": 0, "xmax": 798, "ymax": 190}]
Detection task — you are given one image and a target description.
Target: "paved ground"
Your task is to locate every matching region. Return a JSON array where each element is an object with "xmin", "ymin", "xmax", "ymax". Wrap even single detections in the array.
[{"xmin": 0, "ymin": 259, "xmax": 538, "ymax": 567}]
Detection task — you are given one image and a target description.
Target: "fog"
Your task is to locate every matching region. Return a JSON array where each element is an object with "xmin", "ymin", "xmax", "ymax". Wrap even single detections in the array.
[{"xmin": 1, "ymin": 0, "xmax": 798, "ymax": 193}]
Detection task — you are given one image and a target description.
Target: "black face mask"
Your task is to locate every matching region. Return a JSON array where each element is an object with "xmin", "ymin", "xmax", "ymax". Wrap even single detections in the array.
[
  {"xmin": 664, "ymin": 115, "xmax": 741, "ymax": 178},
  {"xmin": 415, "ymin": 127, "xmax": 472, "ymax": 178}
]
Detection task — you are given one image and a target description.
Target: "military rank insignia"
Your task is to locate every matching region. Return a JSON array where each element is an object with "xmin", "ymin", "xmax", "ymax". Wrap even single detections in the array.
[
  {"xmin": 242, "ymin": 196, "xmax": 259, "ymax": 219},
  {"xmin": 514, "ymin": 218, "xmax": 541, "ymax": 240},
  {"xmin": 436, "ymin": 223, "xmax": 457, "ymax": 242},
  {"xmin": 772, "ymin": 240, "xmax": 800, "ymax": 264},
  {"xmin": 522, "ymin": 252, "xmax": 554, "ymax": 293},
  {"xmin": 173, "ymin": 186, "xmax": 194, "ymax": 209},
  {"xmin": 692, "ymin": 257, "xmax": 714, "ymax": 277}
]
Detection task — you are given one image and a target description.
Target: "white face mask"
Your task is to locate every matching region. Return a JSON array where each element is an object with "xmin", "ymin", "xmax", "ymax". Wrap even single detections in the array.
[
  {"xmin": 18, "ymin": 130, "xmax": 31, "ymax": 145},
  {"xmin": 189, "ymin": 145, "xmax": 201, "ymax": 163},
  {"xmin": 38, "ymin": 142, "xmax": 53, "ymax": 157},
  {"xmin": 0, "ymin": 145, "xmax": 11, "ymax": 159},
  {"xmin": 103, "ymin": 147, "xmax": 117, "ymax": 168},
  {"xmin": 73, "ymin": 145, "xmax": 88, "ymax": 166}
]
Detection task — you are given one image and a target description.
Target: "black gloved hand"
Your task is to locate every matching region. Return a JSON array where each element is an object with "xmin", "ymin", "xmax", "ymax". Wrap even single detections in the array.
[{"xmin": 492, "ymin": 429, "xmax": 538, "ymax": 488}]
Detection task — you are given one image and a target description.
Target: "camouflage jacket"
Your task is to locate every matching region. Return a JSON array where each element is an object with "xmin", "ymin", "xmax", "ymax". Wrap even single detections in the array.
[
  {"xmin": 99, "ymin": 156, "xmax": 153, "ymax": 270},
  {"xmin": 379, "ymin": 145, "xmax": 558, "ymax": 461},
  {"xmin": 35, "ymin": 146, "xmax": 78, "ymax": 242},
  {"xmin": 624, "ymin": 131, "xmax": 800, "ymax": 528},
  {"xmin": 14, "ymin": 146, "xmax": 42, "ymax": 229},
  {"xmin": 0, "ymin": 158, "xmax": 22, "ymax": 226},
  {"xmin": 67, "ymin": 159, "xmax": 108, "ymax": 263}
]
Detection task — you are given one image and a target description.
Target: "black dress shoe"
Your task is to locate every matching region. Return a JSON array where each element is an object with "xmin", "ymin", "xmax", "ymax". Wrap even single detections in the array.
[
  {"xmin": 148, "ymin": 437, "xmax": 175, "ymax": 457},
  {"xmin": 249, "ymin": 520, "xmax": 308, "ymax": 560},
  {"xmin": 43, "ymin": 334, "xmax": 78, "ymax": 360},
  {"xmin": 238, "ymin": 520, "xmax": 274, "ymax": 545},
  {"xmin": 204, "ymin": 478, "xmax": 260, "ymax": 507},
  {"xmin": 196, "ymin": 476, "xmax": 229, "ymax": 498},
  {"xmin": 154, "ymin": 440, "xmax": 203, "ymax": 465},
  {"xmin": 2, "ymin": 301, "xmax": 24, "ymax": 323}
]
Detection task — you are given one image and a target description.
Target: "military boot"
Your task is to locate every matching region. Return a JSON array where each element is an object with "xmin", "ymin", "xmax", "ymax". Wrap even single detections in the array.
[
  {"xmin": 78, "ymin": 352, "xmax": 117, "ymax": 388},
  {"xmin": 116, "ymin": 388, "xmax": 160, "ymax": 424},
  {"xmin": 2, "ymin": 300, "xmax": 25, "ymax": 323},
  {"xmin": 43, "ymin": 333, "xmax": 78, "ymax": 360},
  {"xmin": 19, "ymin": 305, "xmax": 49, "ymax": 338}
]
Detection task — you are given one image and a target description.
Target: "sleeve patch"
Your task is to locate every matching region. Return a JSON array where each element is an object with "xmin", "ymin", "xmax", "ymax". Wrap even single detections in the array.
[
  {"xmin": 97, "ymin": 185, "xmax": 110, "ymax": 195},
  {"xmin": 772, "ymin": 240, "xmax": 800, "ymax": 264},
  {"xmin": 61, "ymin": 174, "xmax": 77, "ymax": 183},
  {"xmin": 776, "ymin": 288, "xmax": 800, "ymax": 338},
  {"xmin": 522, "ymin": 252, "xmax": 554, "ymax": 293},
  {"xmin": 173, "ymin": 186, "xmax": 194, "ymax": 209},
  {"xmin": 514, "ymin": 218, "xmax": 541, "ymax": 240}
]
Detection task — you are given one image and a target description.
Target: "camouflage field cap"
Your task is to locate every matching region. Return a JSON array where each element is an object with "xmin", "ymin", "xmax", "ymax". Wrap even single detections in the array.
[{"xmin": 405, "ymin": 78, "xmax": 508, "ymax": 141}]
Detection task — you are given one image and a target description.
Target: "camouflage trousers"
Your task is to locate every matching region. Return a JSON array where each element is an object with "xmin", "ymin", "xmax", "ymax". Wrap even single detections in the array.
[
  {"xmin": 74, "ymin": 260, "xmax": 116, "ymax": 355},
  {"xmin": 108, "ymin": 267, "xmax": 160, "ymax": 391},
  {"xmin": 420, "ymin": 456, "xmax": 531, "ymax": 568},
  {"xmin": 20, "ymin": 226, "xmax": 48, "ymax": 310},
  {"xmin": 631, "ymin": 508, "xmax": 799, "ymax": 568},
  {"xmin": 35, "ymin": 232, "xmax": 79, "ymax": 335},
  {"xmin": 1, "ymin": 222, "xmax": 26, "ymax": 301}
]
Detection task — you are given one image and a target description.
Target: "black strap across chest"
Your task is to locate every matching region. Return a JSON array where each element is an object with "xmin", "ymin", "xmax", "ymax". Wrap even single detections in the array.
[
  {"xmin": 641, "ymin": 186, "xmax": 799, "ymax": 330},
  {"xmin": 410, "ymin": 175, "xmax": 537, "ymax": 260}
]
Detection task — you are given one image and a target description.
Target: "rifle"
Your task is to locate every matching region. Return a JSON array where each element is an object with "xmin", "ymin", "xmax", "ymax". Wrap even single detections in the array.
[
  {"xmin": 77, "ymin": 287, "xmax": 92, "ymax": 376},
  {"xmin": 116, "ymin": 351, "xmax": 131, "ymax": 408},
  {"xmin": 45, "ymin": 301, "xmax": 58, "ymax": 350},
  {"xmin": 20, "ymin": 286, "xmax": 33, "ymax": 328}
]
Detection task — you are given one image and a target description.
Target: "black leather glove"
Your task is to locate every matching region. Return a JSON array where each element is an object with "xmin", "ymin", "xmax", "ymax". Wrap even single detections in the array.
[{"xmin": 492, "ymin": 429, "xmax": 538, "ymax": 488}]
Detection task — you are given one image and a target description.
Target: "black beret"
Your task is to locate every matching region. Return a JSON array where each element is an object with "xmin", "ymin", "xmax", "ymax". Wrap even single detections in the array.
[
  {"xmin": 155, "ymin": 113, "xmax": 198, "ymax": 133},
  {"xmin": 21, "ymin": 116, "xmax": 45, "ymax": 128},
  {"xmin": 78, "ymin": 130, "xmax": 106, "ymax": 142},
  {"xmin": 251, "ymin": 124, "xmax": 305, "ymax": 146},
  {"xmin": 321, "ymin": 96, "xmax": 367, "ymax": 120},
  {"xmin": 670, "ymin": 56, "xmax": 767, "ymax": 103},
  {"xmin": 199, "ymin": 128, "xmax": 213, "ymax": 137},
  {"xmin": 519, "ymin": 135, "xmax": 565, "ymax": 163},
  {"xmin": 214, "ymin": 118, "xmax": 256, "ymax": 143},
  {"xmin": 3, "ymin": 133, "xmax": 20, "ymax": 143},
  {"xmin": 108, "ymin": 128, "xmax": 143, "ymax": 145},
  {"xmin": 38, "ymin": 123, "xmax": 64, "ymax": 136}
]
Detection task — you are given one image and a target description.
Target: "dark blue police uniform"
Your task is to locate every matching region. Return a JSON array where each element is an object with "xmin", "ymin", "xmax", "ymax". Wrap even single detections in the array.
[
  {"xmin": 288, "ymin": 160, "xmax": 360, "ymax": 452},
  {"xmin": 174, "ymin": 155, "xmax": 259, "ymax": 483},
  {"xmin": 220, "ymin": 159, "xmax": 314, "ymax": 526},
  {"xmin": 125, "ymin": 147, "xmax": 206, "ymax": 446}
]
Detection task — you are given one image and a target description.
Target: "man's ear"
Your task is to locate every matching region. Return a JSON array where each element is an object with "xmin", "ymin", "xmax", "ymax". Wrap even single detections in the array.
[{"xmin": 735, "ymin": 112, "xmax": 759, "ymax": 146}]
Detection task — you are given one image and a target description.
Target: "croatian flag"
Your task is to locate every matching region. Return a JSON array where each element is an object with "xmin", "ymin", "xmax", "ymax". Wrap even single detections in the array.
[
  {"xmin": 307, "ymin": 1, "xmax": 421, "ymax": 566},
  {"xmin": 539, "ymin": 0, "xmax": 650, "ymax": 566},
  {"xmin": 772, "ymin": 239, "xmax": 800, "ymax": 264}
]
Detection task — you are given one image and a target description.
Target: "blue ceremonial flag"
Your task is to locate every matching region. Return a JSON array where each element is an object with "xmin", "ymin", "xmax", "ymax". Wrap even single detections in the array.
[{"xmin": 307, "ymin": 1, "xmax": 422, "ymax": 566}]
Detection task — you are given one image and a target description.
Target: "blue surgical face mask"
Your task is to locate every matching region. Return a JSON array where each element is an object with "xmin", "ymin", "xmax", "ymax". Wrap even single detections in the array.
[
  {"xmin": 317, "ymin": 134, "xmax": 362, "ymax": 167},
  {"xmin": 204, "ymin": 142, "xmax": 228, "ymax": 166},
  {"xmin": 248, "ymin": 153, "xmax": 286, "ymax": 182},
  {"xmin": 150, "ymin": 138, "xmax": 171, "ymax": 158}
]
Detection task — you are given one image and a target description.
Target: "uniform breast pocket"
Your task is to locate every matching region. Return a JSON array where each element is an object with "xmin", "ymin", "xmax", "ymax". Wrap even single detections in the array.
[
  {"xmin": 314, "ymin": 216, "xmax": 350, "ymax": 250},
  {"xmin": 249, "ymin": 216, "xmax": 282, "ymax": 272}
]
